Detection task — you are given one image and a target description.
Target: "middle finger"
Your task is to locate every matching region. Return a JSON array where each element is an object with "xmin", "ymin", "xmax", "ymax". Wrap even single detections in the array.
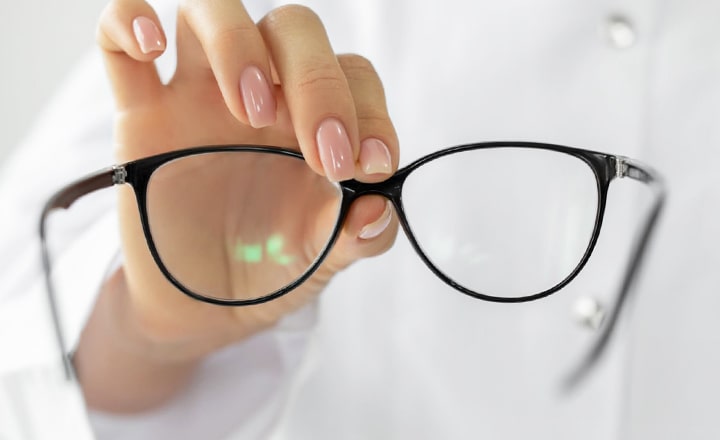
[{"xmin": 259, "ymin": 5, "xmax": 360, "ymax": 182}]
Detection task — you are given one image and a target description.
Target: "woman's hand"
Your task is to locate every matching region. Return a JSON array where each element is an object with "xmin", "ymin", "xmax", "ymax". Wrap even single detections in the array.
[{"xmin": 74, "ymin": 0, "xmax": 399, "ymax": 412}]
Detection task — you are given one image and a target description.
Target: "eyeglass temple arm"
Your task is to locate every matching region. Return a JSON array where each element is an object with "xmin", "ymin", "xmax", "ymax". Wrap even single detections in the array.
[
  {"xmin": 41, "ymin": 157, "xmax": 664, "ymax": 385},
  {"xmin": 563, "ymin": 157, "xmax": 667, "ymax": 390},
  {"xmin": 39, "ymin": 167, "xmax": 120, "ymax": 380}
]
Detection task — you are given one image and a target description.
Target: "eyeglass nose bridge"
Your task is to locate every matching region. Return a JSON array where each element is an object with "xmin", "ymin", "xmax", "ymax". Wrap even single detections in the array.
[
  {"xmin": 337, "ymin": 171, "xmax": 450, "ymax": 288},
  {"xmin": 338, "ymin": 170, "xmax": 408, "ymax": 207},
  {"xmin": 338, "ymin": 172, "xmax": 420, "ymax": 253}
]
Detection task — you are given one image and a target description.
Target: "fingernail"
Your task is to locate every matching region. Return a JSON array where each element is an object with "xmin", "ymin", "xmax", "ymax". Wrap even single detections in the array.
[
  {"xmin": 359, "ymin": 200, "xmax": 393, "ymax": 240},
  {"xmin": 240, "ymin": 66, "xmax": 277, "ymax": 128},
  {"xmin": 316, "ymin": 118, "xmax": 355, "ymax": 182},
  {"xmin": 132, "ymin": 17, "xmax": 165, "ymax": 54},
  {"xmin": 359, "ymin": 138, "xmax": 392, "ymax": 175}
]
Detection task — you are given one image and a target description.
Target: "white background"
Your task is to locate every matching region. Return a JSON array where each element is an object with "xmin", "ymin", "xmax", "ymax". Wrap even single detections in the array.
[{"xmin": 0, "ymin": 0, "xmax": 105, "ymax": 164}]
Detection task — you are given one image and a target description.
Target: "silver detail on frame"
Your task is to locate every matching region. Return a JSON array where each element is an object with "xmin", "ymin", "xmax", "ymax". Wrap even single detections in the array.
[
  {"xmin": 615, "ymin": 156, "xmax": 628, "ymax": 179},
  {"xmin": 112, "ymin": 165, "xmax": 127, "ymax": 185}
]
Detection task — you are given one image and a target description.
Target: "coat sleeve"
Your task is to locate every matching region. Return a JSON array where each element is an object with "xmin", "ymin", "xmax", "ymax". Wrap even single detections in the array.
[{"xmin": 0, "ymin": 1, "xmax": 312, "ymax": 439}]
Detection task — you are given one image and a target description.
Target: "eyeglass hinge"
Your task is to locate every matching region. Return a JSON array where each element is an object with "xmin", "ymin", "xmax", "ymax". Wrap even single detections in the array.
[
  {"xmin": 615, "ymin": 156, "xmax": 628, "ymax": 179},
  {"xmin": 112, "ymin": 165, "xmax": 127, "ymax": 185}
]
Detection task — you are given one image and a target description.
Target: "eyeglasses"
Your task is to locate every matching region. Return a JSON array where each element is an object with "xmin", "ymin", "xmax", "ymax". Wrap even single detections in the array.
[{"xmin": 41, "ymin": 141, "xmax": 665, "ymax": 385}]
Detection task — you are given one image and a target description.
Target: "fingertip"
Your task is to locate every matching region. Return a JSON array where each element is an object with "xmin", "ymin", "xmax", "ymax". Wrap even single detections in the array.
[
  {"xmin": 358, "ymin": 199, "xmax": 394, "ymax": 240},
  {"xmin": 353, "ymin": 198, "xmax": 399, "ymax": 258},
  {"xmin": 239, "ymin": 65, "xmax": 277, "ymax": 128},
  {"xmin": 326, "ymin": 195, "xmax": 398, "ymax": 270},
  {"xmin": 315, "ymin": 117, "xmax": 356, "ymax": 182},
  {"xmin": 132, "ymin": 16, "xmax": 166, "ymax": 55},
  {"xmin": 98, "ymin": 0, "xmax": 166, "ymax": 61},
  {"xmin": 358, "ymin": 138, "xmax": 393, "ymax": 178},
  {"xmin": 343, "ymin": 196, "xmax": 395, "ymax": 242}
]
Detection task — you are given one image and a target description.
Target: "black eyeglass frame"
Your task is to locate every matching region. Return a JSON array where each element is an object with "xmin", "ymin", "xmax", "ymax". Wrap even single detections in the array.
[{"xmin": 40, "ymin": 141, "xmax": 665, "ymax": 387}]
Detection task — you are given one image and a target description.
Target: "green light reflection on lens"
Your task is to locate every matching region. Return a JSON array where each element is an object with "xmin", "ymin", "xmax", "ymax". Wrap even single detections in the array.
[
  {"xmin": 234, "ymin": 242, "xmax": 262, "ymax": 263},
  {"xmin": 267, "ymin": 234, "xmax": 295, "ymax": 265},
  {"xmin": 233, "ymin": 233, "xmax": 295, "ymax": 266}
]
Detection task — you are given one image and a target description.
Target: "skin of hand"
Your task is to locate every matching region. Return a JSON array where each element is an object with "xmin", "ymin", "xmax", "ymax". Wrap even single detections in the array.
[{"xmin": 73, "ymin": 0, "xmax": 400, "ymax": 413}]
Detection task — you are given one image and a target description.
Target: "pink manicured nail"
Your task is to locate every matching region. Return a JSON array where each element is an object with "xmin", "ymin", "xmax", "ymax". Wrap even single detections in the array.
[
  {"xmin": 132, "ymin": 17, "xmax": 165, "ymax": 54},
  {"xmin": 240, "ymin": 66, "xmax": 277, "ymax": 128},
  {"xmin": 359, "ymin": 200, "xmax": 393, "ymax": 240},
  {"xmin": 316, "ymin": 118, "xmax": 354, "ymax": 181},
  {"xmin": 359, "ymin": 138, "xmax": 392, "ymax": 175}
]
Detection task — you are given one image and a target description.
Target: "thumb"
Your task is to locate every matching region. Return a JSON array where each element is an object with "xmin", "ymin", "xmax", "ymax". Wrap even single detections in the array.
[{"xmin": 319, "ymin": 195, "xmax": 398, "ymax": 275}]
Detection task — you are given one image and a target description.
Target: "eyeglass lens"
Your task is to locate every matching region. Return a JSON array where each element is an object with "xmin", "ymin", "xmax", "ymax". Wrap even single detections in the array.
[
  {"xmin": 146, "ymin": 151, "xmax": 343, "ymax": 301},
  {"xmin": 401, "ymin": 147, "xmax": 599, "ymax": 298}
]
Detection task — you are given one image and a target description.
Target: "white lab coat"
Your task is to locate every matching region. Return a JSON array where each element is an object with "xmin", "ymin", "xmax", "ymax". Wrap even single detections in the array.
[{"xmin": 1, "ymin": 0, "xmax": 719, "ymax": 438}]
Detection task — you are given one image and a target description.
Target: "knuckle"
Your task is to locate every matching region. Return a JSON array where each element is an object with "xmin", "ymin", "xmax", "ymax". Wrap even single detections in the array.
[
  {"xmin": 206, "ymin": 25, "xmax": 258, "ymax": 51},
  {"xmin": 96, "ymin": 2, "xmax": 120, "ymax": 44},
  {"xmin": 97, "ymin": 1, "xmax": 114, "ymax": 26},
  {"xmin": 97, "ymin": 0, "xmax": 152, "ymax": 53},
  {"xmin": 95, "ymin": 20, "xmax": 111, "ymax": 48},
  {"xmin": 339, "ymin": 54, "xmax": 387, "ymax": 103},
  {"xmin": 179, "ymin": 0, "xmax": 210, "ymax": 15},
  {"xmin": 357, "ymin": 112, "xmax": 391, "ymax": 130},
  {"xmin": 294, "ymin": 63, "xmax": 346, "ymax": 93},
  {"xmin": 264, "ymin": 4, "xmax": 322, "ymax": 29},
  {"xmin": 338, "ymin": 54, "xmax": 377, "ymax": 78},
  {"xmin": 178, "ymin": 0, "xmax": 260, "ymax": 49}
]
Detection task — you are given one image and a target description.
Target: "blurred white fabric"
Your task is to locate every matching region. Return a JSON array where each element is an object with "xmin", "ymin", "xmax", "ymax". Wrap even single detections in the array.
[{"xmin": 0, "ymin": 0, "xmax": 104, "ymax": 164}]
